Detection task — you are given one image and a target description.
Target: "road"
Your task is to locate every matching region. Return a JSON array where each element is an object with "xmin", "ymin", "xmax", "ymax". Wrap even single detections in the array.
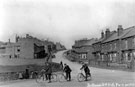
[{"xmin": 0, "ymin": 50, "xmax": 135, "ymax": 87}]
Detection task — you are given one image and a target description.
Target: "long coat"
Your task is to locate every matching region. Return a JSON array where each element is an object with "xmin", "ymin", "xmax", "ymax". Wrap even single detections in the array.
[
  {"xmin": 64, "ymin": 65, "xmax": 72, "ymax": 73},
  {"xmin": 45, "ymin": 63, "xmax": 52, "ymax": 74}
]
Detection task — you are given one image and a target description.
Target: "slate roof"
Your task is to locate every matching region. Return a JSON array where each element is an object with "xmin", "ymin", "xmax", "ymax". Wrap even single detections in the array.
[
  {"xmin": 75, "ymin": 49, "xmax": 89, "ymax": 53},
  {"xmin": 93, "ymin": 37, "xmax": 106, "ymax": 44},
  {"xmin": 103, "ymin": 27, "xmax": 133, "ymax": 43},
  {"xmin": 83, "ymin": 39, "xmax": 97, "ymax": 46},
  {"xmin": 122, "ymin": 26, "xmax": 135, "ymax": 39},
  {"xmin": 73, "ymin": 38, "xmax": 96, "ymax": 47},
  {"xmin": 93, "ymin": 31, "xmax": 115, "ymax": 44}
]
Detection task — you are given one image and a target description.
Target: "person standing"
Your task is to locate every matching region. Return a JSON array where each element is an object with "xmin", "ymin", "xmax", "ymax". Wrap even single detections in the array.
[
  {"xmin": 18, "ymin": 72, "xmax": 23, "ymax": 79},
  {"xmin": 25, "ymin": 68, "xmax": 29, "ymax": 79},
  {"xmin": 60, "ymin": 61, "xmax": 63, "ymax": 70},
  {"xmin": 63, "ymin": 63, "xmax": 72, "ymax": 81},
  {"xmin": 45, "ymin": 62, "xmax": 52, "ymax": 83}
]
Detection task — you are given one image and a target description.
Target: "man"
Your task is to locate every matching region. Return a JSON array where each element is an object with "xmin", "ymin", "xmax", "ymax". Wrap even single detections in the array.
[
  {"xmin": 63, "ymin": 63, "xmax": 72, "ymax": 81},
  {"xmin": 25, "ymin": 68, "xmax": 29, "ymax": 79},
  {"xmin": 45, "ymin": 62, "xmax": 52, "ymax": 83},
  {"xmin": 80, "ymin": 63, "xmax": 91, "ymax": 81},
  {"xmin": 60, "ymin": 61, "xmax": 63, "ymax": 70}
]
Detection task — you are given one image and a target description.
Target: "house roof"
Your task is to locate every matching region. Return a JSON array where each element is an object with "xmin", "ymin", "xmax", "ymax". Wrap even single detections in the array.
[
  {"xmin": 103, "ymin": 27, "xmax": 132, "ymax": 43},
  {"xmin": 122, "ymin": 26, "xmax": 135, "ymax": 39},
  {"xmin": 73, "ymin": 38, "xmax": 96, "ymax": 47},
  {"xmin": 83, "ymin": 39, "xmax": 96, "ymax": 46},
  {"xmin": 93, "ymin": 37, "xmax": 105, "ymax": 44},
  {"xmin": 74, "ymin": 48, "xmax": 89, "ymax": 53},
  {"xmin": 93, "ymin": 31, "xmax": 115, "ymax": 44}
]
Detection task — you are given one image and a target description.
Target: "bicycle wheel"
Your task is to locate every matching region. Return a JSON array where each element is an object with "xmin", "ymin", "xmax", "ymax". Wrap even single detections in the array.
[
  {"xmin": 77, "ymin": 73, "xmax": 85, "ymax": 82},
  {"xmin": 87, "ymin": 73, "xmax": 92, "ymax": 81},
  {"xmin": 58, "ymin": 74, "xmax": 67, "ymax": 82},
  {"xmin": 36, "ymin": 74, "xmax": 45, "ymax": 83},
  {"xmin": 51, "ymin": 74, "xmax": 57, "ymax": 82}
]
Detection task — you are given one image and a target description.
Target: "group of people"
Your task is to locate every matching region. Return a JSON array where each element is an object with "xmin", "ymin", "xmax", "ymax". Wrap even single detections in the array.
[
  {"xmin": 18, "ymin": 61, "xmax": 91, "ymax": 83},
  {"xmin": 62, "ymin": 62, "xmax": 91, "ymax": 81},
  {"xmin": 43, "ymin": 61, "xmax": 91, "ymax": 83},
  {"xmin": 18, "ymin": 68, "xmax": 30, "ymax": 79}
]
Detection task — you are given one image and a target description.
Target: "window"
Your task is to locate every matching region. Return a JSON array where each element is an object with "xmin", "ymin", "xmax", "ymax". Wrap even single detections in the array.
[
  {"xmin": 110, "ymin": 54, "xmax": 112, "ymax": 61},
  {"xmin": 79, "ymin": 54, "xmax": 81, "ymax": 58},
  {"xmin": 114, "ymin": 43, "xmax": 116, "ymax": 50},
  {"xmin": 127, "ymin": 53, "xmax": 132, "ymax": 62},
  {"xmin": 110, "ymin": 44, "xmax": 112, "ymax": 50},
  {"xmin": 125, "ymin": 53, "xmax": 128, "ymax": 61},
  {"xmin": 113, "ymin": 53, "xmax": 117, "ymax": 62},
  {"xmin": 125, "ymin": 40, "xmax": 128, "ymax": 49},
  {"xmin": 17, "ymin": 46, "xmax": 20, "ymax": 52},
  {"xmin": 101, "ymin": 55, "xmax": 104, "ymax": 61},
  {"xmin": 133, "ymin": 52, "xmax": 135, "ymax": 58},
  {"xmin": 133, "ymin": 37, "xmax": 135, "ymax": 46},
  {"xmin": 81, "ymin": 54, "xmax": 87, "ymax": 59},
  {"xmin": 17, "ymin": 49, "xmax": 20, "ymax": 52}
]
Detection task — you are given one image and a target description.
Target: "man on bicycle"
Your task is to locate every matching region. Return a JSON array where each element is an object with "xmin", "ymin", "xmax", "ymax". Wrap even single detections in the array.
[
  {"xmin": 63, "ymin": 63, "xmax": 72, "ymax": 81},
  {"xmin": 80, "ymin": 63, "xmax": 91, "ymax": 81}
]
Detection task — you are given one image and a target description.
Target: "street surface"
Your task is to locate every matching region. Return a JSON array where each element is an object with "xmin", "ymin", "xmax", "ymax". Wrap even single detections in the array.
[{"xmin": 0, "ymin": 50, "xmax": 135, "ymax": 87}]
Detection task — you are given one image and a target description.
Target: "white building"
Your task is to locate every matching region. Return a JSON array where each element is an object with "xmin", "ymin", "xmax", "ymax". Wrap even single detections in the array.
[{"xmin": 0, "ymin": 34, "xmax": 54, "ymax": 59}]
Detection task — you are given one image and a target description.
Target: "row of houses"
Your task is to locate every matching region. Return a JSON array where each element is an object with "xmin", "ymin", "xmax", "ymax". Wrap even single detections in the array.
[
  {"xmin": 93, "ymin": 25, "xmax": 135, "ymax": 68},
  {"xmin": 70, "ymin": 38, "xmax": 97, "ymax": 63},
  {"xmin": 0, "ymin": 34, "xmax": 65, "ymax": 59},
  {"xmin": 70, "ymin": 25, "xmax": 135, "ymax": 69}
]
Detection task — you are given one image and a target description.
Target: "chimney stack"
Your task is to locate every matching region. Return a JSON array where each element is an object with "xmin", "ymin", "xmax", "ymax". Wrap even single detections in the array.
[
  {"xmin": 105, "ymin": 28, "xmax": 110, "ymax": 38},
  {"xmin": 101, "ymin": 30, "xmax": 104, "ymax": 38},
  {"xmin": 117, "ymin": 25, "xmax": 123, "ymax": 36}
]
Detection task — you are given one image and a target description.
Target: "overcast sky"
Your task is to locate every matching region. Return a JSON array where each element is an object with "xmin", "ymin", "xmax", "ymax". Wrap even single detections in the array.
[{"xmin": 0, "ymin": 0, "xmax": 135, "ymax": 48}]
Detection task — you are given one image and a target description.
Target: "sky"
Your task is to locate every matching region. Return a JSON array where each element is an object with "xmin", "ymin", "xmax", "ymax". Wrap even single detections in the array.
[{"xmin": 0, "ymin": 0, "xmax": 135, "ymax": 49}]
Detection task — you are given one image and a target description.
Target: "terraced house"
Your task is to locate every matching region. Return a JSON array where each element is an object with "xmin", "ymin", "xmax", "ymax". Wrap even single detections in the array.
[
  {"xmin": 92, "ymin": 25, "xmax": 135, "ymax": 70},
  {"xmin": 70, "ymin": 38, "xmax": 96, "ymax": 63}
]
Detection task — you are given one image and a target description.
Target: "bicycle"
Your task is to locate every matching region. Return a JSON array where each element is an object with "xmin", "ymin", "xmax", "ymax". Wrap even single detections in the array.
[
  {"xmin": 58, "ymin": 71, "xmax": 67, "ymax": 82},
  {"xmin": 35, "ymin": 70, "xmax": 58, "ymax": 83},
  {"xmin": 77, "ymin": 70, "xmax": 92, "ymax": 82}
]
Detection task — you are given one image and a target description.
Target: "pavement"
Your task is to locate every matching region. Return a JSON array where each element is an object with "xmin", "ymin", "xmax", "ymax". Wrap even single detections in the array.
[{"xmin": 0, "ymin": 50, "xmax": 135, "ymax": 87}]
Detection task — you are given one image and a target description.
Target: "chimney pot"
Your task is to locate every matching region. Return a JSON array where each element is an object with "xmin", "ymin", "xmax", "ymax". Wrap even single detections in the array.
[
  {"xmin": 105, "ymin": 28, "xmax": 110, "ymax": 38},
  {"xmin": 117, "ymin": 25, "xmax": 123, "ymax": 36}
]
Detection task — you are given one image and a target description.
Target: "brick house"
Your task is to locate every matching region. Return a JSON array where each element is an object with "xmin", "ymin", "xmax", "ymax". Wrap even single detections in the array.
[
  {"xmin": 92, "ymin": 25, "xmax": 135, "ymax": 70},
  {"xmin": 92, "ymin": 29, "xmax": 115, "ymax": 65},
  {"xmin": 121, "ymin": 27, "xmax": 135, "ymax": 69},
  {"xmin": 71, "ymin": 38, "xmax": 96, "ymax": 63}
]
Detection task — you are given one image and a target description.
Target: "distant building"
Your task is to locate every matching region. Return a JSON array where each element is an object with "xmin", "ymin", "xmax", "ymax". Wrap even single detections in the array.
[
  {"xmin": 0, "ymin": 34, "xmax": 55, "ymax": 60},
  {"xmin": 70, "ymin": 38, "xmax": 97, "ymax": 63},
  {"xmin": 0, "ymin": 41, "xmax": 4, "ymax": 46},
  {"xmin": 56, "ymin": 42, "xmax": 66, "ymax": 51}
]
